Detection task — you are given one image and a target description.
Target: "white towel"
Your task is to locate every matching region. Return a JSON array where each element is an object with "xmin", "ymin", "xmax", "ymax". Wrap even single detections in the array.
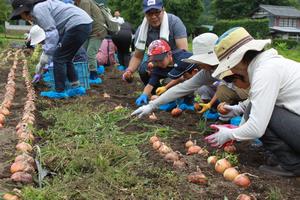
[{"xmin": 135, "ymin": 11, "xmax": 170, "ymax": 51}]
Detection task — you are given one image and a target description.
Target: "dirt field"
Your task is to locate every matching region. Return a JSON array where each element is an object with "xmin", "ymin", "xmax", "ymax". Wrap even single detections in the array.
[{"xmin": 0, "ymin": 48, "xmax": 299, "ymax": 200}]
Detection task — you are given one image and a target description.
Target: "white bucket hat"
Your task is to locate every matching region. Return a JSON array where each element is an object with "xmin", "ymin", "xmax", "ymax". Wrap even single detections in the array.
[
  {"xmin": 182, "ymin": 33, "xmax": 219, "ymax": 66},
  {"xmin": 29, "ymin": 25, "xmax": 46, "ymax": 46},
  {"xmin": 212, "ymin": 27, "xmax": 271, "ymax": 79}
]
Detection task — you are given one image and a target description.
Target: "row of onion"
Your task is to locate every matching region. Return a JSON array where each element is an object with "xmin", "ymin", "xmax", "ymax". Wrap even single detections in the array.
[{"xmin": 10, "ymin": 57, "xmax": 36, "ymax": 188}]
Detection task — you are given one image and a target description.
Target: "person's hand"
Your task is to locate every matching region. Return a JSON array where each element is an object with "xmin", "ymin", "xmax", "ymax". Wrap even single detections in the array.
[
  {"xmin": 204, "ymin": 124, "xmax": 237, "ymax": 147},
  {"xmin": 198, "ymin": 102, "xmax": 212, "ymax": 114},
  {"xmin": 219, "ymin": 104, "xmax": 244, "ymax": 121},
  {"xmin": 32, "ymin": 74, "xmax": 42, "ymax": 83},
  {"xmin": 156, "ymin": 86, "xmax": 167, "ymax": 95},
  {"xmin": 39, "ymin": 53, "xmax": 50, "ymax": 66},
  {"xmin": 135, "ymin": 93, "xmax": 148, "ymax": 106},
  {"xmin": 122, "ymin": 69, "xmax": 134, "ymax": 83},
  {"xmin": 131, "ymin": 104, "xmax": 155, "ymax": 118}
]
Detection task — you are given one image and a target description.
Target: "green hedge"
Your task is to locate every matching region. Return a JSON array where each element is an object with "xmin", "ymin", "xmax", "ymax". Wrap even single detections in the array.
[
  {"xmin": 272, "ymin": 38, "xmax": 299, "ymax": 49},
  {"xmin": 213, "ymin": 18, "xmax": 269, "ymax": 38}
]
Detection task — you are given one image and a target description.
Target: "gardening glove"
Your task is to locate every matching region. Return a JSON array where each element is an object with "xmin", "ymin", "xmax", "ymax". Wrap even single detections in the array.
[
  {"xmin": 131, "ymin": 104, "xmax": 155, "ymax": 118},
  {"xmin": 219, "ymin": 104, "xmax": 244, "ymax": 121},
  {"xmin": 122, "ymin": 69, "xmax": 133, "ymax": 83},
  {"xmin": 32, "ymin": 74, "xmax": 42, "ymax": 83},
  {"xmin": 198, "ymin": 102, "xmax": 212, "ymax": 114},
  {"xmin": 204, "ymin": 124, "xmax": 237, "ymax": 147},
  {"xmin": 39, "ymin": 52, "xmax": 51, "ymax": 66},
  {"xmin": 179, "ymin": 103, "xmax": 194, "ymax": 111},
  {"xmin": 156, "ymin": 86, "xmax": 167, "ymax": 95},
  {"xmin": 135, "ymin": 93, "xmax": 148, "ymax": 106}
]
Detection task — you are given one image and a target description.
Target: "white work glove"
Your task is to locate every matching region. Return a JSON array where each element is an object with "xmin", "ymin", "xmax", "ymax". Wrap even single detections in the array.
[
  {"xmin": 219, "ymin": 104, "xmax": 244, "ymax": 121},
  {"xmin": 36, "ymin": 52, "xmax": 51, "ymax": 73},
  {"xmin": 131, "ymin": 104, "xmax": 156, "ymax": 118},
  {"xmin": 204, "ymin": 124, "xmax": 235, "ymax": 147}
]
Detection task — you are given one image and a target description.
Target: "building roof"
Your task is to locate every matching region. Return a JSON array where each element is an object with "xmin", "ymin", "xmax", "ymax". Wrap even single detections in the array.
[
  {"xmin": 260, "ymin": 4, "xmax": 300, "ymax": 18},
  {"xmin": 271, "ymin": 26, "xmax": 300, "ymax": 33}
]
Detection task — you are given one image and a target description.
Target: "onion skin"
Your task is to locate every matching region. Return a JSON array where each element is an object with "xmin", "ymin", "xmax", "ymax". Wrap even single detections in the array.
[
  {"xmin": 236, "ymin": 194, "xmax": 252, "ymax": 200},
  {"xmin": 223, "ymin": 167, "xmax": 239, "ymax": 181},
  {"xmin": 217, "ymin": 102, "xmax": 230, "ymax": 115},
  {"xmin": 149, "ymin": 135, "xmax": 159, "ymax": 144},
  {"xmin": 187, "ymin": 145, "xmax": 202, "ymax": 155},
  {"xmin": 207, "ymin": 156, "xmax": 218, "ymax": 165},
  {"xmin": 187, "ymin": 171, "xmax": 208, "ymax": 185},
  {"xmin": 171, "ymin": 108, "xmax": 183, "ymax": 117},
  {"xmin": 164, "ymin": 151, "xmax": 179, "ymax": 163},
  {"xmin": 10, "ymin": 161, "xmax": 35, "ymax": 174},
  {"xmin": 173, "ymin": 159, "xmax": 187, "ymax": 170},
  {"xmin": 185, "ymin": 140, "xmax": 194, "ymax": 149},
  {"xmin": 158, "ymin": 144, "xmax": 172, "ymax": 156},
  {"xmin": 15, "ymin": 153, "xmax": 35, "ymax": 166},
  {"xmin": 215, "ymin": 158, "xmax": 232, "ymax": 174},
  {"xmin": 16, "ymin": 142, "xmax": 33, "ymax": 153},
  {"xmin": 152, "ymin": 141, "xmax": 162, "ymax": 150},
  {"xmin": 233, "ymin": 174, "xmax": 251, "ymax": 188},
  {"xmin": 3, "ymin": 193, "xmax": 20, "ymax": 200},
  {"xmin": 11, "ymin": 172, "xmax": 33, "ymax": 183}
]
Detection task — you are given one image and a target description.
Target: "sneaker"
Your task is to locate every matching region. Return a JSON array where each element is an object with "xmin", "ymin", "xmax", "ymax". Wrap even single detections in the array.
[
  {"xmin": 40, "ymin": 91, "xmax": 68, "ymax": 99},
  {"xmin": 259, "ymin": 165, "xmax": 295, "ymax": 177},
  {"xmin": 97, "ymin": 65, "xmax": 105, "ymax": 75},
  {"xmin": 66, "ymin": 86, "xmax": 86, "ymax": 97},
  {"xmin": 89, "ymin": 77, "xmax": 102, "ymax": 85}
]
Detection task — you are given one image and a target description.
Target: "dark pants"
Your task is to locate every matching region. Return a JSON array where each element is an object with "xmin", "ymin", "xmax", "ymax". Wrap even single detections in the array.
[
  {"xmin": 53, "ymin": 23, "xmax": 92, "ymax": 91},
  {"xmin": 260, "ymin": 106, "xmax": 300, "ymax": 175},
  {"xmin": 138, "ymin": 60, "xmax": 150, "ymax": 86},
  {"xmin": 112, "ymin": 30, "xmax": 132, "ymax": 67}
]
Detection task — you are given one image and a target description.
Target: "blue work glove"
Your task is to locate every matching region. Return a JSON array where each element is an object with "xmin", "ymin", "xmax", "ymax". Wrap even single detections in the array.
[
  {"xmin": 32, "ymin": 74, "xmax": 42, "ymax": 83},
  {"xmin": 135, "ymin": 93, "xmax": 148, "ymax": 106},
  {"xmin": 179, "ymin": 103, "xmax": 195, "ymax": 111}
]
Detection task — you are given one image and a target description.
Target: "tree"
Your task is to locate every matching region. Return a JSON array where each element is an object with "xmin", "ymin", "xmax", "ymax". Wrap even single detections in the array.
[
  {"xmin": 211, "ymin": 0, "xmax": 299, "ymax": 20},
  {"xmin": 0, "ymin": 1, "xmax": 11, "ymax": 32}
]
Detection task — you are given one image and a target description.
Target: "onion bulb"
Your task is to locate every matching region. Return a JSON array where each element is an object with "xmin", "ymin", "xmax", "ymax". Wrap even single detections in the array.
[
  {"xmin": 15, "ymin": 153, "xmax": 35, "ymax": 166},
  {"xmin": 173, "ymin": 158, "xmax": 187, "ymax": 170},
  {"xmin": 207, "ymin": 156, "xmax": 218, "ymax": 165},
  {"xmin": 233, "ymin": 174, "xmax": 251, "ymax": 188},
  {"xmin": 187, "ymin": 167, "xmax": 207, "ymax": 185},
  {"xmin": 0, "ymin": 114, "xmax": 5, "ymax": 124},
  {"xmin": 215, "ymin": 158, "xmax": 231, "ymax": 174},
  {"xmin": 158, "ymin": 143, "xmax": 172, "ymax": 155},
  {"xmin": 236, "ymin": 194, "xmax": 253, "ymax": 200},
  {"xmin": 152, "ymin": 140, "xmax": 162, "ymax": 150},
  {"xmin": 164, "ymin": 151, "xmax": 179, "ymax": 163},
  {"xmin": 16, "ymin": 142, "xmax": 33, "ymax": 153},
  {"xmin": 149, "ymin": 135, "xmax": 159, "ymax": 144},
  {"xmin": 223, "ymin": 167, "xmax": 239, "ymax": 181},
  {"xmin": 171, "ymin": 108, "xmax": 183, "ymax": 117},
  {"xmin": 149, "ymin": 113, "xmax": 158, "ymax": 120},
  {"xmin": 224, "ymin": 145, "xmax": 237, "ymax": 153},
  {"xmin": 187, "ymin": 145, "xmax": 202, "ymax": 155},
  {"xmin": 185, "ymin": 135, "xmax": 194, "ymax": 149},
  {"xmin": 0, "ymin": 106, "xmax": 10, "ymax": 116},
  {"xmin": 10, "ymin": 161, "xmax": 35, "ymax": 174},
  {"xmin": 3, "ymin": 193, "xmax": 20, "ymax": 200},
  {"xmin": 217, "ymin": 102, "xmax": 230, "ymax": 115},
  {"xmin": 11, "ymin": 171, "xmax": 33, "ymax": 183}
]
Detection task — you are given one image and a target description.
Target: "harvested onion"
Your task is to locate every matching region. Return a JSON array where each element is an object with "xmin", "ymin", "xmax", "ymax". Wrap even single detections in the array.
[
  {"xmin": 171, "ymin": 108, "xmax": 182, "ymax": 117},
  {"xmin": 158, "ymin": 143, "xmax": 172, "ymax": 155},
  {"xmin": 223, "ymin": 167, "xmax": 239, "ymax": 181},
  {"xmin": 173, "ymin": 158, "xmax": 187, "ymax": 170},
  {"xmin": 10, "ymin": 161, "xmax": 35, "ymax": 174},
  {"xmin": 187, "ymin": 167, "xmax": 207, "ymax": 185},
  {"xmin": 149, "ymin": 135, "xmax": 159, "ymax": 144},
  {"xmin": 3, "ymin": 193, "xmax": 20, "ymax": 200},
  {"xmin": 15, "ymin": 153, "xmax": 35, "ymax": 166},
  {"xmin": 236, "ymin": 194, "xmax": 253, "ymax": 200},
  {"xmin": 215, "ymin": 158, "xmax": 231, "ymax": 174},
  {"xmin": 164, "ymin": 151, "xmax": 179, "ymax": 163},
  {"xmin": 11, "ymin": 171, "xmax": 33, "ymax": 183},
  {"xmin": 224, "ymin": 145, "xmax": 237, "ymax": 153},
  {"xmin": 185, "ymin": 135, "xmax": 194, "ymax": 149},
  {"xmin": 152, "ymin": 140, "xmax": 162, "ymax": 150},
  {"xmin": 207, "ymin": 156, "xmax": 218, "ymax": 165},
  {"xmin": 16, "ymin": 142, "xmax": 33, "ymax": 153},
  {"xmin": 233, "ymin": 174, "xmax": 251, "ymax": 188}
]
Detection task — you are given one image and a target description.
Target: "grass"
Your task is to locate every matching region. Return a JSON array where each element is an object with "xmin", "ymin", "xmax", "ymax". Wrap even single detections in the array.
[
  {"xmin": 21, "ymin": 99, "xmax": 188, "ymax": 200},
  {"xmin": 267, "ymin": 186, "xmax": 284, "ymax": 200}
]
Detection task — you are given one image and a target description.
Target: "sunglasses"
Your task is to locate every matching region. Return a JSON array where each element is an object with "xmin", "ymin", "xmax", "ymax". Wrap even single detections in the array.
[
  {"xmin": 223, "ymin": 74, "xmax": 245, "ymax": 83},
  {"xmin": 146, "ymin": 9, "xmax": 162, "ymax": 17}
]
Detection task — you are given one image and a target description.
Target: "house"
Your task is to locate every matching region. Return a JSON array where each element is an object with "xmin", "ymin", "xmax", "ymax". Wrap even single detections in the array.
[{"xmin": 252, "ymin": 4, "xmax": 300, "ymax": 40}]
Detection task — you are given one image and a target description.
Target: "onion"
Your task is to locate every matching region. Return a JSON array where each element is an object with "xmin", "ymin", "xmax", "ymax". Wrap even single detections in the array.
[
  {"xmin": 187, "ymin": 145, "xmax": 202, "ymax": 155},
  {"xmin": 15, "ymin": 153, "xmax": 35, "ymax": 166},
  {"xmin": 223, "ymin": 167, "xmax": 239, "ymax": 181},
  {"xmin": 187, "ymin": 167, "xmax": 207, "ymax": 185},
  {"xmin": 3, "ymin": 193, "xmax": 20, "ymax": 200},
  {"xmin": 164, "ymin": 151, "xmax": 179, "ymax": 163},
  {"xmin": 171, "ymin": 108, "xmax": 183, "ymax": 117},
  {"xmin": 233, "ymin": 174, "xmax": 251, "ymax": 188},
  {"xmin": 149, "ymin": 135, "xmax": 159, "ymax": 144},
  {"xmin": 194, "ymin": 103, "xmax": 200, "ymax": 111},
  {"xmin": 149, "ymin": 113, "xmax": 158, "ymax": 120},
  {"xmin": 18, "ymin": 131, "xmax": 35, "ymax": 142},
  {"xmin": 198, "ymin": 148, "xmax": 209, "ymax": 156},
  {"xmin": 114, "ymin": 105, "xmax": 123, "ymax": 110},
  {"xmin": 11, "ymin": 171, "xmax": 33, "ymax": 183},
  {"xmin": 185, "ymin": 135, "xmax": 194, "ymax": 149},
  {"xmin": 16, "ymin": 142, "xmax": 33, "ymax": 153},
  {"xmin": 207, "ymin": 156, "xmax": 218, "ymax": 165},
  {"xmin": 152, "ymin": 141, "xmax": 162, "ymax": 150},
  {"xmin": 236, "ymin": 194, "xmax": 252, "ymax": 200},
  {"xmin": 0, "ymin": 106, "xmax": 10, "ymax": 116},
  {"xmin": 158, "ymin": 143, "xmax": 172, "ymax": 155},
  {"xmin": 173, "ymin": 158, "xmax": 187, "ymax": 170},
  {"xmin": 217, "ymin": 102, "xmax": 230, "ymax": 115},
  {"xmin": 224, "ymin": 145, "xmax": 237, "ymax": 153},
  {"xmin": 10, "ymin": 161, "xmax": 35, "ymax": 174},
  {"xmin": 215, "ymin": 158, "xmax": 231, "ymax": 174}
]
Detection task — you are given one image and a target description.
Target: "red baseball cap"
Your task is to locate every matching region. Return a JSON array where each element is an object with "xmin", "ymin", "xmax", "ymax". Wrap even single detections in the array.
[{"xmin": 147, "ymin": 39, "xmax": 171, "ymax": 61}]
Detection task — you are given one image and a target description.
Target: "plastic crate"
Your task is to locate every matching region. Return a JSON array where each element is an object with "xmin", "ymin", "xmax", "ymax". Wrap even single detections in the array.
[{"xmin": 48, "ymin": 62, "xmax": 90, "ymax": 90}]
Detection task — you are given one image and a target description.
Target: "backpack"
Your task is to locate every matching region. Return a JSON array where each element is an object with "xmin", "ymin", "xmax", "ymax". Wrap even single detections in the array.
[{"xmin": 93, "ymin": 1, "xmax": 120, "ymax": 35}]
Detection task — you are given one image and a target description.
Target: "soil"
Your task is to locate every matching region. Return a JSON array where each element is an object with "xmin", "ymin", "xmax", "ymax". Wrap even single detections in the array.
[{"xmin": 0, "ymin": 48, "xmax": 299, "ymax": 199}]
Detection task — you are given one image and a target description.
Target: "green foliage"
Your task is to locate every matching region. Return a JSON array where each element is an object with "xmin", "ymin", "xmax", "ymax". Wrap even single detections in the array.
[
  {"xmin": 0, "ymin": 1, "xmax": 11, "ymax": 31},
  {"xmin": 273, "ymin": 38, "xmax": 299, "ymax": 49},
  {"xmin": 211, "ymin": 0, "xmax": 299, "ymax": 20},
  {"xmin": 267, "ymin": 186, "xmax": 284, "ymax": 200},
  {"xmin": 213, "ymin": 18, "xmax": 270, "ymax": 38},
  {"xmin": 275, "ymin": 44, "xmax": 300, "ymax": 62}
]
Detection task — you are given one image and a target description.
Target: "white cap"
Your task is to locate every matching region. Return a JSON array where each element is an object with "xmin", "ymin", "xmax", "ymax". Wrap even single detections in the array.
[
  {"xmin": 29, "ymin": 25, "xmax": 46, "ymax": 46},
  {"xmin": 182, "ymin": 33, "xmax": 219, "ymax": 66}
]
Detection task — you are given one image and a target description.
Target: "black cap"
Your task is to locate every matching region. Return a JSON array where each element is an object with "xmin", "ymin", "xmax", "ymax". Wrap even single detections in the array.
[
  {"xmin": 10, "ymin": 0, "xmax": 33, "ymax": 20},
  {"xmin": 168, "ymin": 62, "xmax": 198, "ymax": 79}
]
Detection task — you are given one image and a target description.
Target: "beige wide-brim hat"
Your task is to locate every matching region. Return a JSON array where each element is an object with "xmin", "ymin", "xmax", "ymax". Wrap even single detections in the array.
[
  {"xmin": 212, "ymin": 27, "xmax": 271, "ymax": 79},
  {"xmin": 182, "ymin": 33, "xmax": 219, "ymax": 66},
  {"xmin": 29, "ymin": 25, "xmax": 46, "ymax": 46}
]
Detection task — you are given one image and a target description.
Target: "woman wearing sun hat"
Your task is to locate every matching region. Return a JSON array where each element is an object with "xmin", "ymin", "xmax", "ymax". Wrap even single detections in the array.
[{"xmin": 205, "ymin": 27, "xmax": 300, "ymax": 177}]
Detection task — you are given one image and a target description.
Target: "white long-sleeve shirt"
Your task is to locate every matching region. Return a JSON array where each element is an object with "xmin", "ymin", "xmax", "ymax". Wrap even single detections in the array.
[{"xmin": 231, "ymin": 48, "xmax": 300, "ymax": 140}]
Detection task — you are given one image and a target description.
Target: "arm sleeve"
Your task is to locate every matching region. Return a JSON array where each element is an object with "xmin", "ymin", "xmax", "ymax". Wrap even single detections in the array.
[
  {"xmin": 148, "ymin": 74, "xmax": 160, "ymax": 87},
  {"xmin": 79, "ymin": 1, "xmax": 91, "ymax": 16},
  {"xmin": 171, "ymin": 15, "xmax": 187, "ymax": 39},
  {"xmin": 231, "ymin": 67, "xmax": 281, "ymax": 140},
  {"xmin": 42, "ymin": 30, "xmax": 59, "ymax": 55},
  {"xmin": 150, "ymin": 70, "xmax": 216, "ymax": 107}
]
